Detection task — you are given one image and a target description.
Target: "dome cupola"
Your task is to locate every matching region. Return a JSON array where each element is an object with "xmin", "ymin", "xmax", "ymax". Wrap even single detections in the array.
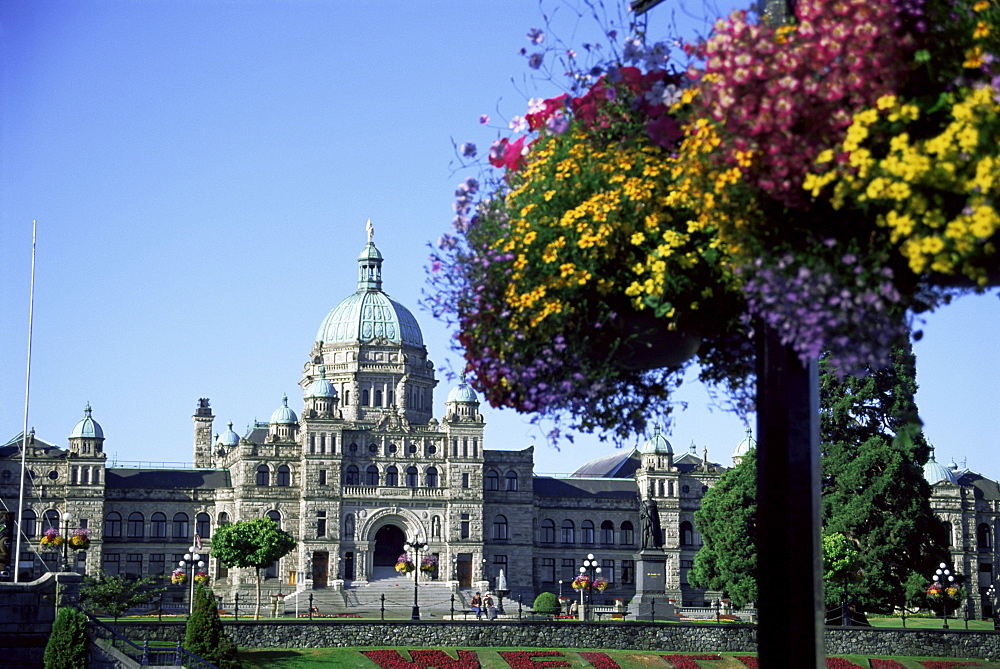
[
  {"xmin": 640, "ymin": 426, "xmax": 672, "ymax": 455},
  {"xmin": 69, "ymin": 403, "xmax": 105, "ymax": 456},
  {"xmin": 268, "ymin": 395, "xmax": 299, "ymax": 441},
  {"xmin": 216, "ymin": 421, "xmax": 240, "ymax": 447},
  {"xmin": 304, "ymin": 366, "xmax": 338, "ymax": 419},
  {"xmin": 924, "ymin": 450, "xmax": 959, "ymax": 485},
  {"xmin": 733, "ymin": 426, "xmax": 756, "ymax": 465},
  {"xmin": 444, "ymin": 380, "xmax": 481, "ymax": 422}
]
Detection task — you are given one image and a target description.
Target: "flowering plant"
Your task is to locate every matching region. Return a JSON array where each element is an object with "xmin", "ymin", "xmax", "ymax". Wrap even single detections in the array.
[
  {"xmin": 419, "ymin": 555, "xmax": 438, "ymax": 573},
  {"xmin": 193, "ymin": 570, "xmax": 210, "ymax": 584},
  {"xmin": 69, "ymin": 527, "xmax": 91, "ymax": 549},
  {"xmin": 395, "ymin": 554, "xmax": 415, "ymax": 574},
  {"xmin": 571, "ymin": 574, "xmax": 591, "ymax": 590},
  {"xmin": 429, "ymin": 34, "xmax": 754, "ymax": 439},
  {"xmin": 171, "ymin": 568, "xmax": 187, "ymax": 585},
  {"xmin": 926, "ymin": 579, "xmax": 965, "ymax": 614},
  {"xmin": 593, "ymin": 577, "xmax": 609, "ymax": 592},
  {"xmin": 40, "ymin": 527, "xmax": 63, "ymax": 547}
]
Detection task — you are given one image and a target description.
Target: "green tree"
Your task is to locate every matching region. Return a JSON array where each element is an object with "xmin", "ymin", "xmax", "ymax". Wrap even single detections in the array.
[
  {"xmin": 185, "ymin": 585, "xmax": 242, "ymax": 669},
  {"xmin": 80, "ymin": 571, "xmax": 164, "ymax": 623},
  {"xmin": 691, "ymin": 340, "xmax": 948, "ymax": 613},
  {"xmin": 44, "ymin": 607, "xmax": 88, "ymax": 669},
  {"xmin": 689, "ymin": 449, "xmax": 758, "ymax": 607},
  {"xmin": 822, "ymin": 530, "xmax": 864, "ymax": 619},
  {"xmin": 209, "ymin": 517, "xmax": 296, "ymax": 620},
  {"xmin": 820, "ymin": 341, "xmax": 948, "ymax": 611}
]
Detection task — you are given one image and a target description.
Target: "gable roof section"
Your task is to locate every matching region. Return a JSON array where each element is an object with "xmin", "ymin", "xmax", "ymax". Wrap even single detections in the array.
[
  {"xmin": 106, "ymin": 468, "xmax": 232, "ymax": 490},
  {"xmin": 534, "ymin": 476, "xmax": 637, "ymax": 499}
]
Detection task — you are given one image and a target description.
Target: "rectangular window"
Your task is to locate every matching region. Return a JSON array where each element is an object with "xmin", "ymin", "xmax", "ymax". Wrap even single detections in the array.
[
  {"xmin": 981, "ymin": 562, "xmax": 993, "ymax": 573},
  {"xmin": 126, "ymin": 554, "xmax": 143, "ymax": 579},
  {"xmin": 622, "ymin": 560, "xmax": 635, "ymax": 585},
  {"xmin": 103, "ymin": 553, "xmax": 120, "ymax": 576},
  {"xmin": 150, "ymin": 554, "xmax": 165, "ymax": 581},
  {"xmin": 602, "ymin": 559, "xmax": 615, "ymax": 583},
  {"xmin": 461, "ymin": 513, "xmax": 470, "ymax": 539},
  {"xmin": 317, "ymin": 511, "xmax": 327, "ymax": 538},
  {"xmin": 681, "ymin": 559, "xmax": 694, "ymax": 569},
  {"xmin": 462, "ymin": 473, "xmax": 469, "ymax": 489},
  {"xmin": 309, "ymin": 434, "xmax": 315, "ymax": 454},
  {"xmin": 561, "ymin": 558, "xmax": 576, "ymax": 582},
  {"xmin": 318, "ymin": 469, "xmax": 327, "ymax": 486},
  {"xmin": 541, "ymin": 558, "xmax": 555, "ymax": 583},
  {"xmin": 493, "ymin": 555, "xmax": 507, "ymax": 572}
]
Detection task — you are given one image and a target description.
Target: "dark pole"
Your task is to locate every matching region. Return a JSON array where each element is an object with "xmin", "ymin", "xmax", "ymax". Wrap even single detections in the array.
[
  {"xmin": 61, "ymin": 513, "xmax": 70, "ymax": 572},
  {"xmin": 412, "ymin": 546, "xmax": 420, "ymax": 620},
  {"xmin": 234, "ymin": 592, "xmax": 239, "ymax": 621},
  {"xmin": 756, "ymin": 325, "xmax": 823, "ymax": 667},
  {"xmin": 380, "ymin": 593, "xmax": 386, "ymax": 620},
  {"xmin": 451, "ymin": 594, "xmax": 455, "ymax": 621}
]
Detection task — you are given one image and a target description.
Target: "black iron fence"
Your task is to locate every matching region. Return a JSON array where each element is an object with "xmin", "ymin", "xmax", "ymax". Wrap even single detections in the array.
[{"xmin": 79, "ymin": 608, "xmax": 218, "ymax": 668}]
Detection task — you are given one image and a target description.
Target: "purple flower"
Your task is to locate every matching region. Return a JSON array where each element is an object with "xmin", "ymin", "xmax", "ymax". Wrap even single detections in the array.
[
  {"xmin": 527, "ymin": 27, "xmax": 544, "ymax": 44},
  {"xmin": 479, "ymin": 114, "xmax": 490, "ymax": 125},
  {"xmin": 528, "ymin": 52, "xmax": 544, "ymax": 69},
  {"xmin": 509, "ymin": 115, "xmax": 528, "ymax": 133},
  {"xmin": 460, "ymin": 142, "xmax": 477, "ymax": 159}
]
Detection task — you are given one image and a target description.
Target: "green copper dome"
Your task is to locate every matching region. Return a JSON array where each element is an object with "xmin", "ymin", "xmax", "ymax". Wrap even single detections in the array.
[
  {"xmin": 640, "ymin": 426, "xmax": 672, "ymax": 455},
  {"xmin": 315, "ymin": 237, "xmax": 423, "ymax": 347},
  {"xmin": 447, "ymin": 382, "xmax": 479, "ymax": 403},
  {"xmin": 69, "ymin": 403, "xmax": 104, "ymax": 439},
  {"xmin": 270, "ymin": 395, "xmax": 298, "ymax": 425}
]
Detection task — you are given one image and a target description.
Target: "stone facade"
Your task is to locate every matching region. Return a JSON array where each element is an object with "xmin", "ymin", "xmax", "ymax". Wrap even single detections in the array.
[{"xmin": 2, "ymin": 233, "xmax": 997, "ymax": 617}]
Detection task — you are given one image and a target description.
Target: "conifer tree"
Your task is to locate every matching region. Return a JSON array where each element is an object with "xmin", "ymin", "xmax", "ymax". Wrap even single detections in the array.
[
  {"xmin": 44, "ymin": 607, "xmax": 88, "ymax": 669},
  {"xmin": 184, "ymin": 585, "xmax": 242, "ymax": 669}
]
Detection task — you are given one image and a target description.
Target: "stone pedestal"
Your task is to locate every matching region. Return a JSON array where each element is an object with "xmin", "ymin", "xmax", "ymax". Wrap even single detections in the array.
[
  {"xmin": 630, "ymin": 550, "xmax": 678, "ymax": 621},
  {"xmin": 330, "ymin": 579, "xmax": 344, "ymax": 592}
]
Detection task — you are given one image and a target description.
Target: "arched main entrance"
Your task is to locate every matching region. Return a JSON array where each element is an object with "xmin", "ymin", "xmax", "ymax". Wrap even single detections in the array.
[{"xmin": 373, "ymin": 524, "xmax": 405, "ymax": 567}]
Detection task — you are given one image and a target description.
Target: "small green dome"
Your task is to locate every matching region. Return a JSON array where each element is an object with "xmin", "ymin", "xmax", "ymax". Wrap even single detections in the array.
[
  {"xmin": 640, "ymin": 426, "xmax": 672, "ymax": 455},
  {"xmin": 924, "ymin": 454, "xmax": 958, "ymax": 485},
  {"xmin": 307, "ymin": 366, "xmax": 337, "ymax": 399},
  {"xmin": 270, "ymin": 395, "xmax": 298, "ymax": 425},
  {"xmin": 733, "ymin": 426, "xmax": 756, "ymax": 458},
  {"xmin": 216, "ymin": 422, "xmax": 240, "ymax": 447},
  {"xmin": 69, "ymin": 403, "xmax": 104, "ymax": 439},
  {"xmin": 447, "ymin": 382, "xmax": 478, "ymax": 403}
]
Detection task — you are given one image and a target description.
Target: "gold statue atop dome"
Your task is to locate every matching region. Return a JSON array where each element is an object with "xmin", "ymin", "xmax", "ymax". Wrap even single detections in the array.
[{"xmin": 366, "ymin": 218, "xmax": 374, "ymax": 242}]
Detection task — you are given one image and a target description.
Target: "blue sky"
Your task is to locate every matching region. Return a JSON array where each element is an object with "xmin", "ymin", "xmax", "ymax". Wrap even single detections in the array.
[{"xmin": 1, "ymin": 0, "xmax": 997, "ymax": 477}]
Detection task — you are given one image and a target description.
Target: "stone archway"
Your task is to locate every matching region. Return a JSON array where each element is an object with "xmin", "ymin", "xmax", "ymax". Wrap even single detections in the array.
[{"xmin": 373, "ymin": 524, "xmax": 405, "ymax": 567}]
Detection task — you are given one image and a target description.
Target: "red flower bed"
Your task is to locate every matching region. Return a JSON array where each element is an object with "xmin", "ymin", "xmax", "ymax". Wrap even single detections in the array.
[
  {"xmin": 825, "ymin": 659, "xmax": 864, "ymax": 668},
  {"xmin": 361, "ymin": 650, "xmax": 480, "ymax": 668},
  {"xmin": 870, "ymin": 661, "xmax": 907, "ymax": 669},
  {"xmin": 735, "ymin": 657, "xmax": 758, "ymax": 668},
  {"xmin": 497, "ymin": 651, "xmax": 570, "ymax": 668},
  {"xmin": 661, "ymin": 654, "xmax": 722, "ymax": 668},
  {"xmin": 577, "ymin": 652, "xmax": 622, "ymax": 669}
]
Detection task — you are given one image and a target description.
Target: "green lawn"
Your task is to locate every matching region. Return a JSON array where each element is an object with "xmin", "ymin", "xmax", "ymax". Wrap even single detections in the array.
[
  {"xmin": 238, "ymin": 647, "xmax": 1000, "ymax": 668},
  {"xmin": 867, "ymin": 616, "xmax": 995, "ymax": 630}
]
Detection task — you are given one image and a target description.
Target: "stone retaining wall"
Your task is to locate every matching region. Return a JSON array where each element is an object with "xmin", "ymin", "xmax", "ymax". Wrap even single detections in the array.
[{"xmin": 114, "ymin": 620, "xmax": 1000, "ymax": 659}]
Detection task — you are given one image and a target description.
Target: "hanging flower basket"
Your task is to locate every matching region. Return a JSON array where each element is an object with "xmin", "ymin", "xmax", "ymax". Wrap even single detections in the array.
[
  {"xmin": 194, "ymin": 571, "xmax": 210, "ymax": 585},
  {"xmin": 171, "ymin": 568, "xmax": 187, "ymax": 585},
  {"xmin": 571, "ymin": 574, "xmax": 591, "ymax": 590},
  {"xmin": 593, "ymin": 577, "xmax": 609, "ymax": 592},
  {"xmin": 395, "ymin": 555, "xmax": 415, "ymax": 574},
  {"xmin": 40, "ymin": 528, "xmax": 63, "ymax": 547},
  {"xmin": 69, "ymin": 527, "xmax": 91, "ymax": 550},
  {"xmin": 420, "ymin": 555, "xmax": 439, "ymax": 573}
]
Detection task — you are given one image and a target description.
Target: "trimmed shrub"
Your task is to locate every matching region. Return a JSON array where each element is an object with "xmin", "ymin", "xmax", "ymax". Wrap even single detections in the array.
[
  {"xmin": 44, "ymin": 607, "xmax": 88, "ymax": 669},
  {"xmin": 184, "ymin": 585, "xmax": 242, "ymax": 669},
  {"xmin": 533, "ymin": 592, "xmax": 561, "ymax": 615}
]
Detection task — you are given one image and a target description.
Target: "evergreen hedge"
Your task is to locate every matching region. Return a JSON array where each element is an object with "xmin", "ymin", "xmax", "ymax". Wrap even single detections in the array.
[
  {"xmin": 44, "ymin": 607, "xmax": 88, "ymax": 669},
  {"xmin": 184, "ymin": 584, "xmax": 242, "ymax": 669}
]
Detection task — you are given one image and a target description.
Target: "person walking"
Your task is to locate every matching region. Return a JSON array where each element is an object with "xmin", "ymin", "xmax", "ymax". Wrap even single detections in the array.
[{"xmin": 470, "ymin": 592, "xmax": 483, "ymax": 620}]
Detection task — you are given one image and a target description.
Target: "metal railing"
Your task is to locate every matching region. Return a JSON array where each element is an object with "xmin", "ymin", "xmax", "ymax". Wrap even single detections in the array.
[{"xmin": 80, "ymin": 608, "xmax": 218, "ymax": 668}]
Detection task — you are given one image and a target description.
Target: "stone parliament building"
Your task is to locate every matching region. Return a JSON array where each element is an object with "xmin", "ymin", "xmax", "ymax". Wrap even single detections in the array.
[{"xmin": 2, "ymin": 233, "xmax": 999, "ymax": 615}]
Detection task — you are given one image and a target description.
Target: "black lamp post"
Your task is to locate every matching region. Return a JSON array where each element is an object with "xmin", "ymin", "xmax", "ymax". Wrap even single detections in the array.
[
  {"xmin": 580, "ymin": 553, "xmax": 601, "ymax": 621},
  {"xmin": 179, "ymin": 545, "xmax": 204, "ymax": 616},
  {"xmin": 61, "ymin": 512, "xmax": 71, "ymax": 572},
  {"xmin": 933, "ymin": 563, "xmax": 955, "ymax": 629},
  {"xmin": 404, "ymin": 535, "xmax": 427, "ymax": 620}
]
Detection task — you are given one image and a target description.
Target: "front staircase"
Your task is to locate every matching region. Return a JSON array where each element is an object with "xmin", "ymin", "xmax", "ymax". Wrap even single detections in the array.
[{"xmin": 282, "ymin": 567, "xmax": 470, "ymax": 619}]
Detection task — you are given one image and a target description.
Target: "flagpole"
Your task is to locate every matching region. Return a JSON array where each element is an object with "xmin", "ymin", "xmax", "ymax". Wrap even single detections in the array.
[{"xmin": 14, "ymin": 220, "xmax": 37, "ymax": 583}]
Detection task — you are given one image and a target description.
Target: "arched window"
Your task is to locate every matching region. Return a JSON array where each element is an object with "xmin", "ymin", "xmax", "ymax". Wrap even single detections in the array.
[
  {"xmin": 362, "ymin": 389, "xmax": 370, "ymax": 406},
  {"xmin": 978, "ymin": 523, "xmax": 993, "ymax": 550},
  {"xmin": 493, "ymin": 515, "xmax": 509, "ymax": 540},
  {"xmin": 127, "ymin": 512, "xmax": 144, "ymax": 539},
  {"xmin": 505, "ymin": 470, "xmax": 518, "ymax": 491},
  {"xmin": 540, "ymin": 519, "xmax": 556, "ymax": 544},
  {"xmin": 196, "ymin": 513, "xmax": 211, "ymax": 539},
  {"xmin": 601, "ymin": 520, "xmax": 615, "ymax": 545},
  {"xmin": 406, "ymin": 466, "xmax": 419, "ymax": 488},
  {"xmin": 366, "ymin": 465, "xmax": 379, "ymax": 486},
  {"xmin": 426, "ymin": 466, "xmax": 439, "ymax": 488},
  {"xmin": 621, "ymin": 521, "xmax": 634, "ymax": 546},
  {"xmin": 944, "ymin": 521, "xmax": 953, "ymax": 547},
  {"xmin": 344, "ymin": 465, "xmax": 360, "ymax": 485},
  {"xmin": 21, "ymin": 509, "xmax": 37, "ymax": 538},
  {"xmin": 276, "ymin": 465, "xmax": 291, "ymax": 487},
  {"xmin": 582, "ymin": 520, "xmax": 595, "ymax": 544},
  {"xmin": 104, "ymin": 512, "xmax": 122, "ymax": 539},
  {"xmin": 266, "ymin": 510, "xmax": 281, "ymax": 529},
  {"xmin": 43, "ymin": 510, "xmax": 60, "ymax": 532},
  {"xmin": 385, "ymin": 466, "xmax": 399, "ymax": 487},
  {"xmin": 217, "ymin": 511, "xmax": 230, "ymax": 527},
  {"xmin": 343, "ymin": 514, "xmax": 355, "ymax": 539},
  {"xmin": 151, "ymin": 512, "xmax": 167, "ymax": 538},
  {"xmin": 485, "ymin": 470, "xmax": 500, "ymax": 491},
  {"xmin": 256, "ymin": 464, "xmax": 269, "ymax": 486},
  {"xmin": 375, "ymin": 389, "xmax": 383, "ymax": 406},
  {"xmin": 173, "ymin": 513, "xmax": 189, "ymax": 539},
  {"xmin": 561, "ymin": 519, "xmax": 575, "ymax": 544},
  {"xmin": 680, "ymin": 520, "xmax": 694, "ymax": 546}
]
